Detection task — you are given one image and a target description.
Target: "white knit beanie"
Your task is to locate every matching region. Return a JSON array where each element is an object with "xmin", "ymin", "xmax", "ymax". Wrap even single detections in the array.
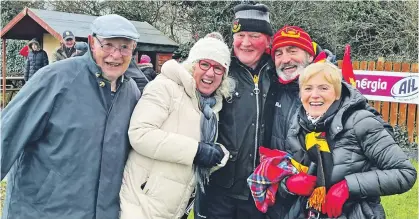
[{"xmin": 184, "ymin": 32, "xmax": 231, "ymax": 76}]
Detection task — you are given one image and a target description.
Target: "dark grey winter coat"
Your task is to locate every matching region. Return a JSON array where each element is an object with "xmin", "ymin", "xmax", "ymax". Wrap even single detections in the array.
[
  {"xmin": 267, "ymin": 82, "xmax": 417, "ymax": 219},
  {"xmin": 25, "ymin": 40, "xmax": 48, "ymax": 81},
  {"xmin": 1, "ymin": 51, "xmax": 141, "ymax": 219},
  {"xmin": 138, "ymin": 63, "xmax": 157, "ymax": 81},
  {"xmin": 125, "ymin": 59, "xmax": 149, "ymax": 93}
]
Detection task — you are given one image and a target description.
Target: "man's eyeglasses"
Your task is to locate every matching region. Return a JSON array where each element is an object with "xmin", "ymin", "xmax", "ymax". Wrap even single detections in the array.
[
  {"xmin": 198, "ymin": 60, "xmax": 225, "ymax": 75},
  {"xmin": 94, "ymin": 36, "xmax": 133, "ymax": 56}
]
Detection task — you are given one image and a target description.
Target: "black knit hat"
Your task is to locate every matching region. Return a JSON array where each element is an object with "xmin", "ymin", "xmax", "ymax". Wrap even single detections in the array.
[{"xmin": 232, "ymin": 4, "xmax": 273, "ymax": 36}]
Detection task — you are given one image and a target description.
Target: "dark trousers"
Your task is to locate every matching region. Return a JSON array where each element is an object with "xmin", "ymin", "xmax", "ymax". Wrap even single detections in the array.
[{"xmin": 202, "ymin": 185, "xmax": 265, "ymax": 219}]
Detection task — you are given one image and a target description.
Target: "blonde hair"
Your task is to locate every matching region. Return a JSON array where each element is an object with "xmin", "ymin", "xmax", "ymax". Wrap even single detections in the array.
[
  {"xmin": 299, "ymin": 61, "xmax": 342, "ymax": 98},
  {"xmin": 182, "ymin": 61, "xmax": 236, "ymax": 99}
]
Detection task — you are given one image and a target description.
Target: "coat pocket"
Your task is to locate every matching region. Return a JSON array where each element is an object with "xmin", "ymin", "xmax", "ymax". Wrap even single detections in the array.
[
  {"xmin": 120, "ymin": 158, "xmax": 149, "ymax": 204},
  {"xmin": 145, "ymin": 174, "xmax": 187, "ymax": 215},
  {"xmin": 34, "ymin": 170, "xmax": 58, "ymax": 204},
  {"xmin": 210, "ymin": 150, "xmax": 238, "ymax": 188}
]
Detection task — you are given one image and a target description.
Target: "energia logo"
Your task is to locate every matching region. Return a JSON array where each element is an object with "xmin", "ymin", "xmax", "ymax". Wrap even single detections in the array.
[{"xmin": 391, "ymin": 76, "xmax": 419, "ymax": 101}]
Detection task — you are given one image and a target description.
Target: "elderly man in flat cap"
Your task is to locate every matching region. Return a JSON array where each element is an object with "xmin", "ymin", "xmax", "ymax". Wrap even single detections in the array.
[{"xmin": 1, "ymin": 14, "xmax": 140, "ymax": 219}]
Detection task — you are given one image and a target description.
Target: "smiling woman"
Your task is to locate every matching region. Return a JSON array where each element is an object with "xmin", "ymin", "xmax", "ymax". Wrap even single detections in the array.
[
  {"xmin": 192, "ymin": 59, "xmax": 226, "ymax": 96},
  {"xmin": 119, "ymin": 32, "xmax": 235, "ymax": 219},
  {"xmin": 264, "ymin": 61, "xmax": 417, "ymax": 219},
  {"xmin": 299, "ymin": 62, "xmax": 342, "ymax": 119}
]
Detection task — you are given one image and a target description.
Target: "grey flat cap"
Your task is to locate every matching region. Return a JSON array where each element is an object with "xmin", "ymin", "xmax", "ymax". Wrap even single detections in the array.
[{"xmin": 91, "ymin": 14, "xmax": 140, "ymax": 41}]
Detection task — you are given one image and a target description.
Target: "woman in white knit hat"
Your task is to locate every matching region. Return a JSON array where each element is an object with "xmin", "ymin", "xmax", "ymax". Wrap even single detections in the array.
[{"xmin": 120, "ymin": 32, "xmax": 235, "ymax": 219}]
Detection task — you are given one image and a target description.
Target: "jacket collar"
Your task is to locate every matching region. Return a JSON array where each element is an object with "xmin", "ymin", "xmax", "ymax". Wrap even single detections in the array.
[
  {"xmin": 328, "ymin": 82, "xmax": 367, "ymax": 138},
  {"xmin": 83, "ymin": 47, "xmax": 102, "ymax": 77},
  {"xmin": 231, "ymin": 53, "xmax": 273, "ymax": 73},
  {"xmin": 277, "ymin": 78, "xmax": 299, "ymax": 91},
  {"xmin": 288, "ymin": 82, "xmax": 367, "ymax": 139},
  {"xmin": 138, "ymin": 63, "xmax": 153, "ymax": 68}
]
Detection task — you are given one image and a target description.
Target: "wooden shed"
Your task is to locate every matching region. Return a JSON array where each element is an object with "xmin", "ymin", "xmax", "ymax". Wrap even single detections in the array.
[{"xmin": 1, "ymin": 7, "xmax": 179, "ymax": 73}]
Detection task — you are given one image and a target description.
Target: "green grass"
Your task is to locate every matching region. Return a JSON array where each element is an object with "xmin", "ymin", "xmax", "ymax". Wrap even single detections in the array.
[
  {"xmin": 1, "ymin": 181, "xmax": 6, "ymax": 216},
  {"xmin": 0, "ymin": 91, "xmax": 16, "ymax": 107},
  {"xmin": 1, "ymin": 161, "xmax": 417, "ymax": 218},
  {"xmin": 381, "ymin": 159, "xmax": 418, "ymax": 219}
]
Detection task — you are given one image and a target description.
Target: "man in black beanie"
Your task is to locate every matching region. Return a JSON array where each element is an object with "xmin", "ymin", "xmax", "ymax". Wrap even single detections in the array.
[{"xmin": 193, "ymin": 3, "xmax": 275, "ymax": 219}]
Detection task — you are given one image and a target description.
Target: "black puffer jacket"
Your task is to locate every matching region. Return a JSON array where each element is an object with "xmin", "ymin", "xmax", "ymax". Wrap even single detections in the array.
[
  {"xmin": 267, "ymin": 82, "xmax": 417, "ymax": 219},
  {"xmin": 138, "ymin": 63, "xmax": 157, "ymax": 81},
  {"xmin": 209, "ymin": 54, "xmax": 276, "ymax": 199},
  {"xmin": 263, "ymin": 79, "xmax": 300, "ymax": 151},
  {"xmin": 263, "ymin": 79, "xmax": 394, "ymax": 151},
  {"xmin": 25, "ymin": 40, "xmax": 48, "ymax": 81}
]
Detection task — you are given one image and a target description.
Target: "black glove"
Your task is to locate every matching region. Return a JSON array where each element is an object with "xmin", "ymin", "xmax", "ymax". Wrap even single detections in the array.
[{"xmin": 193, "ymin": 142, "xmax": 224, "ymax": 167}]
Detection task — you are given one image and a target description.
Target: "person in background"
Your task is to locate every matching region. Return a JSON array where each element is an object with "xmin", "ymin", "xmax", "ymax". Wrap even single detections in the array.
[
  {"xmin": 137, "ymin": 54, "xmax": 157, "ymax": 81},
  {"xmin": 125, "ymin": 57, "xmax": 149, "ymax": 93},
  {"xmin": 203, "ymin": 3, "xmax": 276, "ymax": 219},
  {"xmin": 24, "ymin": 38, "xmax": 48, "ymax": 81},
  {"xmin": 172, "ymin": 50, "xmax": 183, "ymax": 62},
  {"xmin": 52, "ymin": 30, "xmax": 77, "ymax": 62},
  {"xmin": 119, "ymin": 32, "xmax": 233, "ymax": 219},
  {"xmin": 1, "ymin": 14, "xmax": 141, "ymax": 219},
  {"xmin": 266, "ymin": 61, "xmax": 416, "ymax": 218},
  {"xmin": 72, "ymin": 41, "xmax": 89, "ymax": 57}
]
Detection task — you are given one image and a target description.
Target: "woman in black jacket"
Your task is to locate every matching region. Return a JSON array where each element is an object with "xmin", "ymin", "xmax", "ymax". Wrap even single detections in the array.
[
  {"xmin": 25, "ymin": 38, "xmax": 49, "ymax": 81},
  {"xmin": 267, "ymin": 62, "xmax": 416, "ymax": 219}
]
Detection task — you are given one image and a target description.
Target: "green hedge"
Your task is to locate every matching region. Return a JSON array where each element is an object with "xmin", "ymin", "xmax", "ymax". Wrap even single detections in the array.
[{"xmin": 0, "ymin": 39, "xmax": 27, "ymax": 76}]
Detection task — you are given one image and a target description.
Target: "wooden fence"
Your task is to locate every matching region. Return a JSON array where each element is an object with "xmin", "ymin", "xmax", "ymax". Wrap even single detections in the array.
[{"xmin": 337, "ymin": 60, "xmax": 418, "ymax": 143}]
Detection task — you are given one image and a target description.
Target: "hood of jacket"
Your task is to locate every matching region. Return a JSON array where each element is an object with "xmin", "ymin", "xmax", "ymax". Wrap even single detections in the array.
[
  {"xmin": 28, "ymin": 39, "xmax": 41, "ymax": 51},
  {"xmin": 161, "ymin": 59, "xmax": 222, "ymax": 113},
  {"xmin": 289, "ymin": 81, "xmax": 368, "ymax": 139}
]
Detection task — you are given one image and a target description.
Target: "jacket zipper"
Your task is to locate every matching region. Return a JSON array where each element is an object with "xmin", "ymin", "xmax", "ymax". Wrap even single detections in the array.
[
  {"xmin": 253, "ymin": 63, "xmax": 268, "ymax": 169},
  {"xmin": 238, "ymin": 62, "xmax": 268, "ymax": 169},
  {"xmin": 253, "ymin": 74, "xmax": 260, "ymax": 169}
]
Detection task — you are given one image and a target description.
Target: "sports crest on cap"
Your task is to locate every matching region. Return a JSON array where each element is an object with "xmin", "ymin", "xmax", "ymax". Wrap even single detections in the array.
[
  {"xmin": 231, "ymin": 3, "xmax": 273, "ymax": 36},
  {"xmin": 281, "ymin": 27, "xmax": 301, "ymax": 38},
  {"xmin": 232, "ymin": 19, "xmax": 241, "ymax": 33}
]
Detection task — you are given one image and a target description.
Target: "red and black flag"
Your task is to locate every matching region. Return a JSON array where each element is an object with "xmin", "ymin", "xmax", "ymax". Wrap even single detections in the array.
[{"xmin": 342, "ymin": 44, "xmax": 356, "ymax": 87}]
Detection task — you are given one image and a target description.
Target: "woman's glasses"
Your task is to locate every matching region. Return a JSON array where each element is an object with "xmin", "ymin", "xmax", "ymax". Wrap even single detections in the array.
[{"xmin": 198, "ymin": 60, "xmax": 225, "ymax": 75}]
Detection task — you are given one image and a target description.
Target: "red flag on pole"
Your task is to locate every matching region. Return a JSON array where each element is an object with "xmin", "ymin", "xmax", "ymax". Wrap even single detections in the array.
[
  {"xmin": 342, "ymin": 44, "xmax": 356, "ymax": 87},
  {"xmin": 19, "ymin": 45, "xmax": 29, "ymax": 57}
]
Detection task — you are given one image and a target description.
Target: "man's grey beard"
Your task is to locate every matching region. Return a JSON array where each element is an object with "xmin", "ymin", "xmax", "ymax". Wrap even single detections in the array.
[
  {"xmin": 276, "ymin": 64, "xmax": 305, "ymax": 81},
  {"xmin": 276, "ymin": 58, "xmax": 311, "ymax": 82}
]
